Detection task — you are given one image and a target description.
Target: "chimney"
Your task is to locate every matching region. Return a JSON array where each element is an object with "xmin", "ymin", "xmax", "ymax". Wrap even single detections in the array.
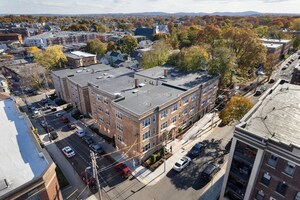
[
  {"xmin": 164, "ymin": 69, "xmax": 168, "ymax": 77},
  {"xmin": 135, "ymin": 79, "xmax": 139, "ymax": 88}
]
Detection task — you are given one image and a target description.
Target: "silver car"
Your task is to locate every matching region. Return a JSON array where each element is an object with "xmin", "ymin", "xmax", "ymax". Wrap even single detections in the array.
[{"xmin": 173, "ymin": 156, "xmax": 191, "ymax": 172}]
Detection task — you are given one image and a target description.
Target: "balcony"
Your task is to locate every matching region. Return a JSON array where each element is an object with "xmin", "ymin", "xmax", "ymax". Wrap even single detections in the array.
[
  {"xmin": 229, "ymin": 165, "xmax": 251, "ymax": 182},
  {"xmin": 233, "ymin": 151, "xmax": 255, "ymax": 166},
  {"xmin": 225, "ymin": 182, "xmax": 246, "ymax": 200}
]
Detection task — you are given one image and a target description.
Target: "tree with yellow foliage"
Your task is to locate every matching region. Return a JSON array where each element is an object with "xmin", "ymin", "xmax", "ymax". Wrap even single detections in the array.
[
  {"xmin": 34, "ymin": 45, "xmax": 67, "ymax": 70},
  {"xmin": 219, "ymin": 96, "xmax": 253, "ymax": 125}
]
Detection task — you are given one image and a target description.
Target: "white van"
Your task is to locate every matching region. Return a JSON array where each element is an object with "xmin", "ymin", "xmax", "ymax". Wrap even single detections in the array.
[{"xmin": 75, "ymin": 129, "xmax": 85, "ymax": 137}]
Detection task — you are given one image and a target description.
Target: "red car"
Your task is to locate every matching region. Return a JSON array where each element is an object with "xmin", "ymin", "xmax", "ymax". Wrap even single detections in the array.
[
  {"xmin": 115, "ymin": 162, "xmax": 132, "ymax": 179},
  {"xmin": 60, "ymin": 116, "xmax": 69, "ymax": 123},
  {"xmin": 80, "ymin": 169, "xmax": 96, "ymax": 187}
]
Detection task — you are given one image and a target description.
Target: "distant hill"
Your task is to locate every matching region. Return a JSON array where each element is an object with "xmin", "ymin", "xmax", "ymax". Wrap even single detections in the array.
[{"xmin": 2, "ymin": 11, "xmax": 300, "ymax": 17}]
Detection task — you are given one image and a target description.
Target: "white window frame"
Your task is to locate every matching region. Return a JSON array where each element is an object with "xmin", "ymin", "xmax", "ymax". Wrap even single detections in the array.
[
  {"xmin": 143, "ymin": 143, "xmax": 151, "ymax": 152},
  {"xmin": 96, "ymin": 95, "xmax": 102, "ymax": 102},
  {"xmin": 161, "ymin": 121, "xmax": 168, "ymax": 130},
  {"xmin": 117, "ymin": 135, "xmax": 123, "ymax": 142},
  {"xmin": 284, "ymin": 162, "xmax": 296, "ymax": 176},
  {"xmin": 171, "ymin": 116, "xmax": 177, "ymax": 123},
  {"xmin": 142, "ymin": 117, "xmax": 151, "ymax": 128},
  {"xmin": 116, "ymin": 111, "xmax": 122, "ymax": 120},
  {"xmin": 171, "ymin": 103, "xmax": 178, "ymax": 113},
  {"xmin": 103, "ymin": 98, "xmax": 108, "ymax": 105},
  {"xmin": 116, "ymin": 123, "xmax": 123, "ymax": 132},
  {"xmin": 183, "ymin": 97, "xmax": 189, "ymax": 105},
  {"xmin": 183, "ymin": 108, "xmax": 188, "ymax": 115},
  {"xmin": 161, "ymin": 109, "xmax": 168, "ymax": 119},
  {"xmin": 105, "ymin": 109, "xmax": 109, "ymax": 115},
  {"xmin": 192, "ymin": 94, "xmax": 197, "ymax": 101},
  {"xmin": 142, "ymin": 130, "xmax": 150, "ymax": 140}
]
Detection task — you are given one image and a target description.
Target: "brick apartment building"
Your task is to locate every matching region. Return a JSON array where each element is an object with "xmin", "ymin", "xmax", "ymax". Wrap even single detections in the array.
[
  {"xmin": 262, "ymin": 43, "xmax": 283, "ymax": 62},
  {"xmin": 0, "ymin": 33, "xmax": 23, "ymax": 43},
  {"xmin": 24, "ymin": 31, "xmax": 107, "ymax": 48},
  {"xmin": 88, "ymin": 66, "xmax": 219, "ymax": 162},
  {"xmin": 0, "ymin": 98, "xmax": 62, "ymax": 200},
  {"xmin": 65, "ymin": 51, "xmax": 97, "ymax": 68},
  {"xmin": 260, "ymin": 38, "xmax": 292, "ymax": 57},
  {"xmin": 220, "ymin": 81, "xmax": 300, "ymax": 200}
]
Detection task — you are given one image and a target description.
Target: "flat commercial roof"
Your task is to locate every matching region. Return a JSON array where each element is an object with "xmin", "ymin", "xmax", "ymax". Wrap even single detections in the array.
[
  {"xmin": 65, "ymin": 51, "xmax": 96, "ymax": 59},
  {"xmin": 0, "ymin": 99, "xmax": 49, "ymax": 196},
  {"xmin": 242, "ymin": 83, "xmax": 300, "ymax": 147},
  {"xmin": 263, "ymin": 43, "xmax": 282, "ymax": 49},
  {"xmin": 260, "ymin": 38, "xmax": 291, "ymax": 44}
]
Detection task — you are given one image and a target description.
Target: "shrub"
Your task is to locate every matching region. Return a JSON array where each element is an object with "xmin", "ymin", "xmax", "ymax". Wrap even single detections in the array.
[
  {"xmin": 160, "ymin": 148, "xmax": 165, "ymax": 157},
  {"xmin": 151, "ymin": 154, "xmax": 157, "ymax": 164}
]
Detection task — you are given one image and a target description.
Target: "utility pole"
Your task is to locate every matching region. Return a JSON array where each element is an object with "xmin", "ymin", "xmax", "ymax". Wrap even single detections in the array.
[{"xmin": 91, "ymin": 150, "xmax": 102, "ymax": 200}]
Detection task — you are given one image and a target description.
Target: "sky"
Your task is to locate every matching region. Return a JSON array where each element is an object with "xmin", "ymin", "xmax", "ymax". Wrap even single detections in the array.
[{"xmin": 0, "ymin": 0, "xmax": 299, "ymax": 14}]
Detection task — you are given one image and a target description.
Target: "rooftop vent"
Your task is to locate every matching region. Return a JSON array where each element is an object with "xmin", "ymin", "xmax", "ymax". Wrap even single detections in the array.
[
  {"xmin": 132, "ymin": 89, "xmax": 139, "ymax": 93},
  {"xmin": 96, "ymin": 76, "xmax": 103, "ymax": 79},
  {"xmin": 103, "ymin": 73, "xmax": 108, "ymax": 76},
  {"xmin": 114, "ymin": 92, "xmax": 121, "ymax": 97},
  {"xmin": 76, "ymin": 70, "xmax": 83, "ymax": 73},
  {"xmin": 139, "ymin": 83, "xmax": 146, "ymax": 87},
  {"xmin": 107, "ymin": 75, "xmax": 113, "ymax": 78},
  {"xmin": 67, "ymin": 74, "xmax": 74, "ymax": 77},
  {"xmin": 159, "ymin": 76, "xmax": 166, "ymax": 79}
]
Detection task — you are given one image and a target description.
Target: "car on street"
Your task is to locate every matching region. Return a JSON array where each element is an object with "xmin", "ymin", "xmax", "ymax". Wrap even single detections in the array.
[
  {"xmin": 173, "ymin": 156, "xmax": 191, "ymax": 172},
  {"xmin": 49, "ymin": 131, "xmax": 58, "ymax": 140},
  {"xmin": 60, "ymin": 116, "xmax": 69, "ymax": 123},
  {"xmin": 75, "ymin": 129, "xmax": 85, "ymax": 137},
  {"xmin": 201, "ymin": 163, "xmax": 220, "ymax": 182},
  {"xmin": 44, "ymin": 124, "xmax": 55, "ymax": 132},
  {"xmin": 44, "ymin": 103, "xmax": 52, "ymax": 109},
  {"xmin": 80, "ymin": 167, "xmax": 96, "ymax": 187},
  {"xmin": 282, "ymin": 66, "xmax": 287, "ymax": 70},
  {"xmin": 254, "ymin": 90, "xmax": 262, "ymax": 96},
  {"xmin": 62, "ymin": 146, "xmax": 75, "ymax": 158},
  {"xmin": 55, "ymin": 112, "xmax": 63, "ymax": 117},
  {"xmin": 40, "ymin": 120, "xmax": 47, "ymax": 127},
  {"xmin": 51, "ymin": 106, "xmax": 57, "ymax": 111},
  {"xmin": 259, "ymin": 86, "xmax": 266, "ymax": 92},
  {"xmin": 189, "ymin": 142, "xmax": 207, "ymax": 157},
  {"xmin": 115, "ymin": 162, "xmax": 132, "ymax": 179},
  {"xmin": 68, "ymin": 123, "xmax": 76, "ymax": 130},
  {"xmin": 269, "ymin": 78, "xmax": 275, "ymax": 84},
  {"xmin": 89, "ymin": 144, "xmax": 103, "ymax": 153},
  {"xmin": 82, "ymin": 136, "xmax": 94, "ymax": 145}
]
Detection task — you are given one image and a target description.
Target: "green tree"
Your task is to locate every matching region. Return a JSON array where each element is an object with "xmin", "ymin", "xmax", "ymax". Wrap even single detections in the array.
[
  {"xmin": 176, "ymin": 45, "xmax": 209, "ymax": 72},
  {"xmin": 223, "ymin": 27, "xmax": 266, "ymax": 78},
  {"xmin": 86, "ymin": 39, "xmax": 106, "ymax": 56},
  {"xmin": 290, "ymin": 18, "xmax": 300, "ymax": 30},
  {"xmin": 264, "ymin": 53, "xmax": 277, "ymax": 81},
  {"xmin": 208, "ymin": 46, "xmax": 237, "ymax": 87},
  {"xmin": 293, "ymin": 36, "xmax": 300, "ymax": 50},
  {"xmin": 34, "ymin": 45, "xmax": 67, "ymax": 70},
  {"xmin": 119, "ymin": 35, "xmax": 138, "ymax": 54},
  {"xmin": 255, "ymin": 26, "xmax": 269, "ymax": 38},
  {"xmin": 219, "ymin": 96, "xmax": 253, "ymax": 125},
  {"xmin": 141, "ymin": 40, "xmax": 172, "ymax": 69},
  {"xmin": 107, "ymin": 41, "xmax": 117, "ymax": 52},
  {"xmin": 153, "ymin": 33, "xmax": 170, "ymax": 41}
]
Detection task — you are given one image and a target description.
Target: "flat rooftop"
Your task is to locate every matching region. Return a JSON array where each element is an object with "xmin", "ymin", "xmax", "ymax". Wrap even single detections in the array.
[
  {"xmin": 0, "ymin": 99, "xmax": 49, "ymax": 196},
  {"xmin": 65, "ymin": 51, "xmax": 96, "ymax": 59},
  {"xmin": 135, "ymin": 66, "xmax": 216, "ymax": 90},
  {"xmin": 260, "ymin": 38, "xmax": 291, "ymax": 44},
  {"xmin": 51, "ymin": 64, "xmax": 112, "ymax": 78},
  {"xmin": 25, "ymin": 31, "xmax": 103, "ymax": 40},
  {"xmin": 241, "ymin": 83, "xmax": 300, "ymax": 147}
]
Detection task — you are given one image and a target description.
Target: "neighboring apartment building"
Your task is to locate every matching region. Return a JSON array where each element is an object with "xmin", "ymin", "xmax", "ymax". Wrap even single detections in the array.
[
  {"xmin": 24, "ymin": 31, "xmax": 107, "ymax": 48},
  {"xmin": 291, "ymin": 65, "xmax": 300, "ymax": 85},
  {"xmin": 88, "ymin": 66, "xmax": 219, "ymax": 162},
  {"xmin": 262, "ymin": 43, "xmax": 283, "ymax": 62},
  {"xmin": 65, "ymin": 51, "xmax": 97, "ymax": 68},
  {"xmin": 0, "ymin": 33, "xmax": 23, "ymax": 43},
  {"xmin": 220, "ymin": 82, "xmax": 300, "ymax": 200},
  {"xmin": 260, "ymin": 38, "xmax": 292, "ymax": 56},
  {"xmin": 0, "ymin": 98, "xmax": 62, "ymax": 200}
]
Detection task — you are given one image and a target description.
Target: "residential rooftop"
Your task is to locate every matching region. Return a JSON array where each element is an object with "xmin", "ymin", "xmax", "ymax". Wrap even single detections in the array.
[
  {"xmin": 25, "ymin": 31, "xmax": 104, "ymax": 40},
  {"xmin": 0, "ymin": 99, "xmax": 49, "ymax": 196},
  {"xmin": 65, "ymin": 51, "xmax": 96, "ymax": 59},
  {"xmin": 262, "ymin": 43, "xmax": 282, "ymax": 49},
  {"xmin": 240, "ymin": 82, "xmax": 300, "ymax": 148},
  {"xmin": 135, "ymin": 66, "xmax": 216, "ymax": 90}
]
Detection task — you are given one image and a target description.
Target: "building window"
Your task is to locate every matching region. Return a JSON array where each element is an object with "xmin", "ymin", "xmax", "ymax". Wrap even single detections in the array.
[
  {"xmin": 99, "ymin": 116, "xmax": 104, "ymax": 123},
  {"xmin": 116, "ymin": 123, "xmax": 123, "ymax": 132},
  {"xmin": 183, "ymin": 119, "xmax": 187, "ymax": 125},
  {"xmin": 295, "ymin": 192, "xmax": 300, "ymax": 200},
  {"xmin": 161, "ymin": 121, "xmax": 168, "ymax": 130},
  {"xmin": 182, "ymin": 108, "xmax": 188, "ymax": 115},
  {"xmin": 260, "ymin": 172, "xmax": 271, "ymax": 186},
  {"xmin": 104, "ymin": 98, "xmax": 108, "ymax": 105},
  {"xmin": 284, "ymin": 162, "xmax": 296, "ymax": 176},
  {"xmin": 152, "ymin": 115, "xmax": 156, "ymax": 123},
  {"xmin": 143, "ymin": 143, "xmax": 151, "ymax": 152},
  {"xmin": 183, "ymin": 97, "xmax": 189, "ymax": 105},
  {"xmin": 192, "ymin": 94, "xmax": 197, "ymax": 101},
  {"xmin": 276, "ymin": 182, "xmax": 288, "ymax": 196},
  {"xmin": 267, "ymin": 154, "xmax": 278, "ymax": 167},
  {"xmin": 106, "ymin": 120, "xmax": 110, "ymax": 126},
  {"xmin": 171, "ymin": 103, "xmax": 178, "ymax": 112},
  {"xmin": 190, "ymin": 104, "xmax": 195, "ymax": 112},
  {"xmin": 255, "ymin": 190, "xmax": 265, "ymax": 200},
  {"xmin": 96, "ymin": 95, "xmax": 102, "ymax": 102},
  {"xmin": 143, "ymin": 131, "xmax": 150, "ymax": 140},
  {"xmin": 161, "ymin": 109, "xmax": 168, "ymax": 119},
  {"xmin": 152, "ymin": 129, "xmax": 156, "ymax": 135},
  {"xmin": 171, "ymin": 116, "xmax": 177, "ymax": 123},
  {"xmin": 116, "ymin": 111, "xmax": 122, "ymax": 120},
  {"xmin": 142, "ymin": 117, "xmax": 151, "ymax": 128},
  {"xmin": 97, "ymin": 106, "xmax": 102, "ymax": 111},
  {"xmin": 117, "ymin": 135, "xmax": 123, "ymax": 142},
  {"xmin": 105, "ymin": 109, "xmax": 109, "ymax": 115}
]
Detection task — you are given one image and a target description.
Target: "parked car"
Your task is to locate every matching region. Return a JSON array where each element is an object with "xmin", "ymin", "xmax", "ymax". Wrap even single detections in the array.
[
  {"xmin": 51, "ymin": 106, "xmax": 57, "ymax": 111},
  {"xmin": 269, "ymin": 78, "xmax": 275, "ymax": 84},
  {"xmin": 89, "ymin": 144, "xmax": 103, "ymax": 153},
  {"xmin": 201, "ymin": 163, "xmax": 220, "ymax": 182},
  {"xmin": 41, "ymin": 98, "xmax": 48, "ymax": 104},
  {"xmin": 282, "ymin": 66, "xmax": 287, "ymax": 70},
  {"xmin": 259, "ymin": 86, "xmax": 267, "ymax": 92},
  {"xmin": 55, "ymin": 112, "xmax": 63, "ymax": 117},
  {"xmin": 75, "ymin": 129, "xmax": 85, "ymax": 137},
  {"xmin": 62, "ymin": 146, "xmax": 75, "ymax": 158},
  {"xmin": 49, "ymin": 131, "xmax": 58, "ymax": 140},
  {"xmin": 44, "ymin": 124, "xmax": 55, "ymax": 132},
  {"xmin": 68, "ymin": 123, "xmax": 76, "ymax": 130},
  {"xmin": 82, "ymin": 136, "xmax": 94, "ymax": 145},
  {"xmin": 80, "ymin": 167, "xmax": 96, "ymax": 187},
  {"xmin": 173, "ymin": 156, "xmax": 191, "ymax": 172},
  {"xmin": 190, "ymin": 142, "xmax": 207, "ymax": 157},
  {"xmin": 45, "ymin": 103, "xmax": 52, "ymax": 109},
  {"xmin": 115, "ymin": 162, "xmax": 132, "ymax": 179},
  {"xmin": 254, "ymin": 90, "xmax": 262, "ymax": 96},
  {"xmin": 40, "ymin": 120, "xmax": 47, "ymax": 127},
  {"xmin": 60, "ymin": 116, "xmax": 69, "ymax": 123}
]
